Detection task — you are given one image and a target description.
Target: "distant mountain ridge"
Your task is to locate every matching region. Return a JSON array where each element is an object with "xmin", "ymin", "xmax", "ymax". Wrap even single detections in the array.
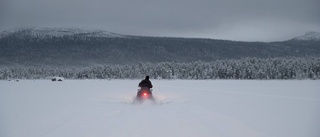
[
  {"xmin": 0, "ymin": 28, "xmax": 125, "ymax": 39},
  {"xmin": 292, "ymin": 31, "xmax": 320, "ymax": 41},
  {"xmin": 0, "ymin": 28, "xmax": 319, "ymax": 67}
]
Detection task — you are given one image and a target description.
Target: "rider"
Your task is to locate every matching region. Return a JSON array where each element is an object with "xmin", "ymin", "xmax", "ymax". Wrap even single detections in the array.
[{"xmin": 138, "ymin": 76, "xmax": 153, "ymax": 89}]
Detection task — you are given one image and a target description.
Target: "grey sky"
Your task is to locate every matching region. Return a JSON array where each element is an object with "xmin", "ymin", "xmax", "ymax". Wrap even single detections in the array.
[{"xmin": 1, "ymin": 0, "xmax": 319, "ymax": 41}]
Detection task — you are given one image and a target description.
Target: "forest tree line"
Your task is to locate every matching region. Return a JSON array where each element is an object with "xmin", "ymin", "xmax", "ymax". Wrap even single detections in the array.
[{"xmin": 0, "ymin": 57, "xmax": 319, "ymax": 80}]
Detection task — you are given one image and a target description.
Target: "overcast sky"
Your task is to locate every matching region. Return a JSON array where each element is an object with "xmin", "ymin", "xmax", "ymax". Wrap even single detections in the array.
[{"xmin": 1, "ymin": 0, "xmax": 319, "ymax": 41}]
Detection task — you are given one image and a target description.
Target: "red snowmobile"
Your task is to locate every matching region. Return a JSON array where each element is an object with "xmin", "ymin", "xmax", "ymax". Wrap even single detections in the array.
[{"xmin": 136, "ymin": 87, "xmax": 154, "ymax": 100}]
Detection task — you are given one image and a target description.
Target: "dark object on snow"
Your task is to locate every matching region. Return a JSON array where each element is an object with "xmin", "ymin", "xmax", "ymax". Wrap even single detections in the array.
[
  {"xmin": 138, "ymin": 76, "xmax": 153, "ymax": 88},
  {"xmin": 52, "ymin": 77, "xmax": 64, "ymax": 81}
]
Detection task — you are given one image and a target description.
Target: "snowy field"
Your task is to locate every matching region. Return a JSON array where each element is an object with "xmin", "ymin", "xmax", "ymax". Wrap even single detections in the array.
[{"xmin": 1, "ymin": 80, "xmax": 319, "ymax": 137}]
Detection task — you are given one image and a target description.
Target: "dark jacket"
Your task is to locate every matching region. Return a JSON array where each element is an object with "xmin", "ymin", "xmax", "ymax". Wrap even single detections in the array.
[{"xmin": 139, "ymin": 79, "xmax": 153, "ymax": 88}]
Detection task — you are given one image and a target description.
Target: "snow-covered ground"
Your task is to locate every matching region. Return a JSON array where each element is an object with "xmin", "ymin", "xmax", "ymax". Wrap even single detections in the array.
[{"xmin": 1, "ymin": 80, "xmax": 319, "ymax": 137}]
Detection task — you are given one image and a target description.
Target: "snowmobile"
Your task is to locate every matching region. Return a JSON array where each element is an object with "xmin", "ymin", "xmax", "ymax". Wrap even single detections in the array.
[{"xmin": 136, "ymin": 87, "xmax": 154, "ymax": 101}]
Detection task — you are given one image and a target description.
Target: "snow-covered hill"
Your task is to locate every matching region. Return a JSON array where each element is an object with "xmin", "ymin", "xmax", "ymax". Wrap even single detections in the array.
[
  {"xmin": 292, "ymin": 31, "xmax": 320, "ymax": 41},
  {"xmin": 0, "ymin": 28, "xmax": 125, "ymax": 39},
  {"xmin": 1, "ymin": 28, "xmax": 320, "ymax": 66},
  {"xmin": 1, "ymin": 80, "xmax": 319, "ymax": 137}
]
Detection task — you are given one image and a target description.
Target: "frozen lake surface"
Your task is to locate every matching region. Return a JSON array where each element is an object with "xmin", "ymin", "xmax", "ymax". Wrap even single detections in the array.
[{"xmin": 1, "ymin": 80, "xmax": 319, "ymax": 137}]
